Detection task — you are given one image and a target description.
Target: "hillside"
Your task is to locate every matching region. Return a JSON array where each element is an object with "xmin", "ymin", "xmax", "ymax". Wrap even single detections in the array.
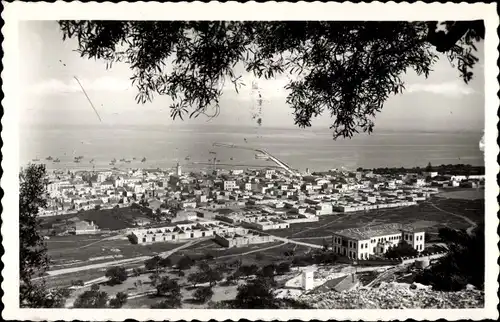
[{"xmin": 300, "ymin": 282, "xmax": 484, "ymax": 309}]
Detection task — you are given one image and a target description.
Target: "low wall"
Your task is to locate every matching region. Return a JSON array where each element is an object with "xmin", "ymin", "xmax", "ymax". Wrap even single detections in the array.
[{"xmin": 400, "ymin": 252, "xmax": 448, "ymax": 265}]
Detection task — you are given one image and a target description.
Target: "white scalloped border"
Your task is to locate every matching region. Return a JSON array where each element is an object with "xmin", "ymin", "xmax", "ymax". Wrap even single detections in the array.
[{"xmin": 1, "ymin": 2, "xmax": 498, "ymax": 321}]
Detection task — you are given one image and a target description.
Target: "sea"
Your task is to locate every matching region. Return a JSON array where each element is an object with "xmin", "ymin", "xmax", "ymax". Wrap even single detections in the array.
[{"xmin": 20, "ymin": 124, "xmax": 484, "ymax": 173}]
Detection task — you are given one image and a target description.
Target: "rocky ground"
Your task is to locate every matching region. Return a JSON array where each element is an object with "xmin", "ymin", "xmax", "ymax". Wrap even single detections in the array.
[{"xmin": 300, "ymin": 282, "xmax": 484, "ymax": 309}]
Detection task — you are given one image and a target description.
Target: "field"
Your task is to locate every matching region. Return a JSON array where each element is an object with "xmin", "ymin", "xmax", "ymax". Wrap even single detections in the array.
[
  {"xmin": 268, "ymin": 195, "xmax": 484, "ymax": 239},
  {"xmin": 171, "ymin": 240, "xmax": 313, "ymax": 266},
  {"xmin": 40, "ymin": 206, "xmax": 154, "ymax": 233},
  {"xmin": 437, "ymin": 188, "xmax": 485, "ymax": 200},
  {"xmin": 46, "ymin": 235, "xmax": 184, "ymax": 268}
]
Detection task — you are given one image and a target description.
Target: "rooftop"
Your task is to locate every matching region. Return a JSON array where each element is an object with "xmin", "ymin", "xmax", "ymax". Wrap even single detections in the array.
[{"xmin": 334, "ymin": 223, "xmax": 425, "ymax": 240}]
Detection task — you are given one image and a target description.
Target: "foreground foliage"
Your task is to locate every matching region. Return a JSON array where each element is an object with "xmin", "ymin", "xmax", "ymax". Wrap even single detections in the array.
[
  {"xmin": 415, "ymin": 227, "xmax": 484, "ymax": 291},
  {"xmin": 59, "ymin": 21, "xmax": 483, "ymax": 138},
  {"xmin": 20, "ymin": 164, "xmax": 70, "ymax": 308}
]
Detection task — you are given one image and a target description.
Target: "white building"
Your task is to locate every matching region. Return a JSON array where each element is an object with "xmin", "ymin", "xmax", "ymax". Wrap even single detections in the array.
[
  {"xmin": 331, "ymin": 224, "xmax": 425, "ymax": 260},
  {"xmin": 223, "ymin": 180, "xmax": 237, "ymax": 191},
  {"xmin": 176, "ymin": 163, "xmax": 182, "ymax": 176}
]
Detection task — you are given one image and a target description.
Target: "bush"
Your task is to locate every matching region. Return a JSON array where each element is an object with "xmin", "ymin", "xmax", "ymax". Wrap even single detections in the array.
[
  {"xmin": 73, "ymin": 285, "xmax": 108, "ymax": 308},
  {"xmin": 235, "ymin": 276, "xmax": 277, "ymax": 309},
  {"xmin": 384, "ymin": 241, "xmax": 418, "ymax": 259},
  {"xmin": 275, "ymin": 262, "xmax": 291, "ymax": 275},
  {"xmin": 193, "ymin": 286, "xmax": 214, "ymax": 304},
  {"xmin": 109, "ymin": 292, "xmax": 128, "ymax": 308},
  {"xmin": 105, "ymin": 266, "xmax": 128, "ymax": 285},
  {"xmin": 239, "ymin": 264, "xmax": 259, "ymax": 277},
  {"xmin": 260, "ymin": 264, "xmax": 276, "ymax": 278},
  {"xmin": 415, "ymin": 227, "xmax": 484, "ymax": 291},
  {"xmin": 71, "ymin": 280, "xmax": 85, "ymax": 287}
]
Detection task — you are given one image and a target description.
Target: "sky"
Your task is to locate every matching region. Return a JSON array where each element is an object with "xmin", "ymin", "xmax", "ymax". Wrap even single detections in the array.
[{"xmin": 18, "ymin": 21, "xmax": 485, "ymax": 132}]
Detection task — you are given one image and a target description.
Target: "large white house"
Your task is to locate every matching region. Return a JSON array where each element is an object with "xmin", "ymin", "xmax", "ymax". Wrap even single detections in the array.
[{"xmin": 331, "ymin": 224, "xmax": 425, "ymax": 260}]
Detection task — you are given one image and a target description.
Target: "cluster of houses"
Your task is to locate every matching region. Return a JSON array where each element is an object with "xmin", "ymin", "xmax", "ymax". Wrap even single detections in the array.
[
  {"xmin": 128, "ymin": 218, "xmax": 273, "ymax": 248},
  {"xmin": 40, "ymin": 164, "xmax": 483, "ymax": 244}
]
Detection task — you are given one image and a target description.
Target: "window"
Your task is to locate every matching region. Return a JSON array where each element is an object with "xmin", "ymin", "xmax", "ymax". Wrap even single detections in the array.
[
  {"xmin": 190, "ymin": 233, "xmax": 194, "ymax": 238},
  {"xmin": 361, "ymin": 243, "xmax": 364, "ymax": 249},
  {"xmin": 354, "ymin": 242, "xmax": 357, "ymax": 248},
  {"xmin": 410, "ymin": 235, "xmax": 413, "ymax": 241},
  {"xmin": 202, "ymin": 232, "xmax": 205, "ymax": 237},
  {"xmin": 172, "ymin": 235, "xmax": 175, "ymax": 240}
]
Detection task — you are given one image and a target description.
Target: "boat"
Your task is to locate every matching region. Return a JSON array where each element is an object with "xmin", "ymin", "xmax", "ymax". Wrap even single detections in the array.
[
  {"xmin": 32, "ymin": 157, "xmax": 40, "ymax": 162},
  {"xmin": 89, "ymin": 159, "xmax": 94, "ymax": 163},
  {"xmin": 230, "ymin": 157, "xmax": 233, "ymax": 161},
  {"xmin": 141, "ymin": 157, "xmax": 146, "ymax": 162},
  {"xmin": 74, "ymin": 159, "xmax": 81, "ymax": 163},
  {"xmin": 125, "ymin": 160, "xmax": 131, "ymax": 163},
  {"xmin": 132, "ymin": 157, "xmax": 136, "ymax": 160},
  {"xmin": 111, "ymin": 158, "xmax": 117, "ymax": 163},
  {"xmin": 119, "ymin": 158, "xmax": 126, "ymax": 162},
  {"xmin": 46, "ymin": 156, "xmax": 53, "ymax": 161},
  {"xmin": 185, "ymin": 156, "xmax": 191, "ymax": 161},
  {"xmin": 53, "ymin": 158, "xmax": 60, "ymax": 163}
]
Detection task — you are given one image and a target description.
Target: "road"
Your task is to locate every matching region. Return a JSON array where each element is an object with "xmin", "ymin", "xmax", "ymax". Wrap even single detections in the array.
[
  {"xmin": 242, "ymin": 227, "xmax": 323, "ymax": 249},
  {"xmin": 45, "ymin": 239, "xmax": 201, "ymax": 277},
  {"xmin": 215, "ymin": 241, "xmax": 289, "ymax": 259},
  {"xmin": 429, "ymin": 202, "xmax": 477, "ymax": 235},
  {"xmin": 271, "ymin": 235, "xmax": 323, "ymax": 249}
]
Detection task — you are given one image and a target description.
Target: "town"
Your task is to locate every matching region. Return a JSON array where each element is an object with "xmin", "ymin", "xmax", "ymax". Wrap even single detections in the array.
[
  {"xmin": 34, "ymin": 156, "xmax": 485, "ymax": 309},
  {"xmin": 39, "ymin": 158, "xmax": 484, "ymax": 258}
]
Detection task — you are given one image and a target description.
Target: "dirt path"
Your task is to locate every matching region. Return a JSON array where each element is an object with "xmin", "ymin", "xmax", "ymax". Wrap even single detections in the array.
[
  {"xmin": 214, "ymin": 241, "xmax": 289, "ymax": 260},
  {"xmin": 290, "ymin": 216, "xmax": 345, "ymax": 237},
  {"xmin": 428, "ymin": 202, "xmax": 477, "ymax": 235},
  {"xmin": 46, "ymin": 240, "xmax": 200, "ymax": 277}
]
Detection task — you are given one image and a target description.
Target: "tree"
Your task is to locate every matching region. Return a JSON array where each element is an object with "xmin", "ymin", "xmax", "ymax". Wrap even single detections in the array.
[
  {"xmin": 154, "ymin": 276, "xmax": 182, "ymax": 308},
  {"xmin": 187, "ymin": 271, "xmax": 206, "ymax": 288},
  {"xmin": 105, "ymin": 266, "xmax": 128, "ymax": 285},
  {"xmin": 384, "ymin": 240, "xmax": 419, "ymax": 259},
  {"xmin": 159, "ymin": 257, "xmax": 172, "ymax": 270},
  {"xmin": 177, "ymin": 255, "xmax": 194, "ymax": 273},
  {"xmin": 132, "ymin": 267, "xmax": 144, "ymax": 277},
  {"xmin": 239, "ymin": 264, "xmax": 259, "ymax": 277},
  {"xmin": 235, "ymin": 275, "xmax": 277, "ymax": 309},
  {"xmin": 58, "ymin": 21, "xmax": 483, "ymax": 139},
  {"xmin": 188, "ymin": 263, "xmax": 223, "ymax": 287},
  {"xmin": 425, "ymin": 162, "xmax": 433, "ymax": 172},
  {"xmin": 149, "ymin": 272, "xmax": 161, "ymax": 287},
  {"xmin": 260, "ymin": 264, "xmax": 276, "ymax": 278},
  {"xmin": 19, "ymin": 164, "xmax": 70, "ymax": 308},
  {"xmin": 73, "ymin": 285, "xmax": 109, "ymax": 308},
  {"xmin": 144, "ymin": 255, "xmax": 162, "ymax": 274},
  {"xmin": 109, "ymin": 292, "xmax": 128, "ymax": 308},
  {"xmin": 415, "ymin": 227, "xmax": 484, "ymax": 291},
  {"xmin": 193, "ymin": 286, "xmax": 214, "ymax": 304},
  {"xmin": 275, "ymin": 262, "xmax": 291, "ymax": 275}
]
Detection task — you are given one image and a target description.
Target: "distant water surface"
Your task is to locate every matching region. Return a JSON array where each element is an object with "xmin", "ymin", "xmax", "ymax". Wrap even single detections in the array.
[{"xmin": 20, "ymin": 124, "xmax": 484, "ymax": 172}]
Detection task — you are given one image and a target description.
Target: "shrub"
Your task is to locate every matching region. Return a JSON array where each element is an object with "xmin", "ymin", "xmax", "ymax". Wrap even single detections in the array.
[
  {"xmin": 275, "ymin": 262, "xmax": 291, "ymax": 275},
  {"xmin": 109, "ymin": 292, "xmax": 128, "ymax": 308},
  {"xmin": 105, "ymin": 266, "xmax": 128, "ymax": 285},
  {"xmin": 73, "ymin": 285, "xmax": 108, "ymax": 308},
  {"xmin": 193, "ymin": 286, "xmax": 214, "ymax": 304}
]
